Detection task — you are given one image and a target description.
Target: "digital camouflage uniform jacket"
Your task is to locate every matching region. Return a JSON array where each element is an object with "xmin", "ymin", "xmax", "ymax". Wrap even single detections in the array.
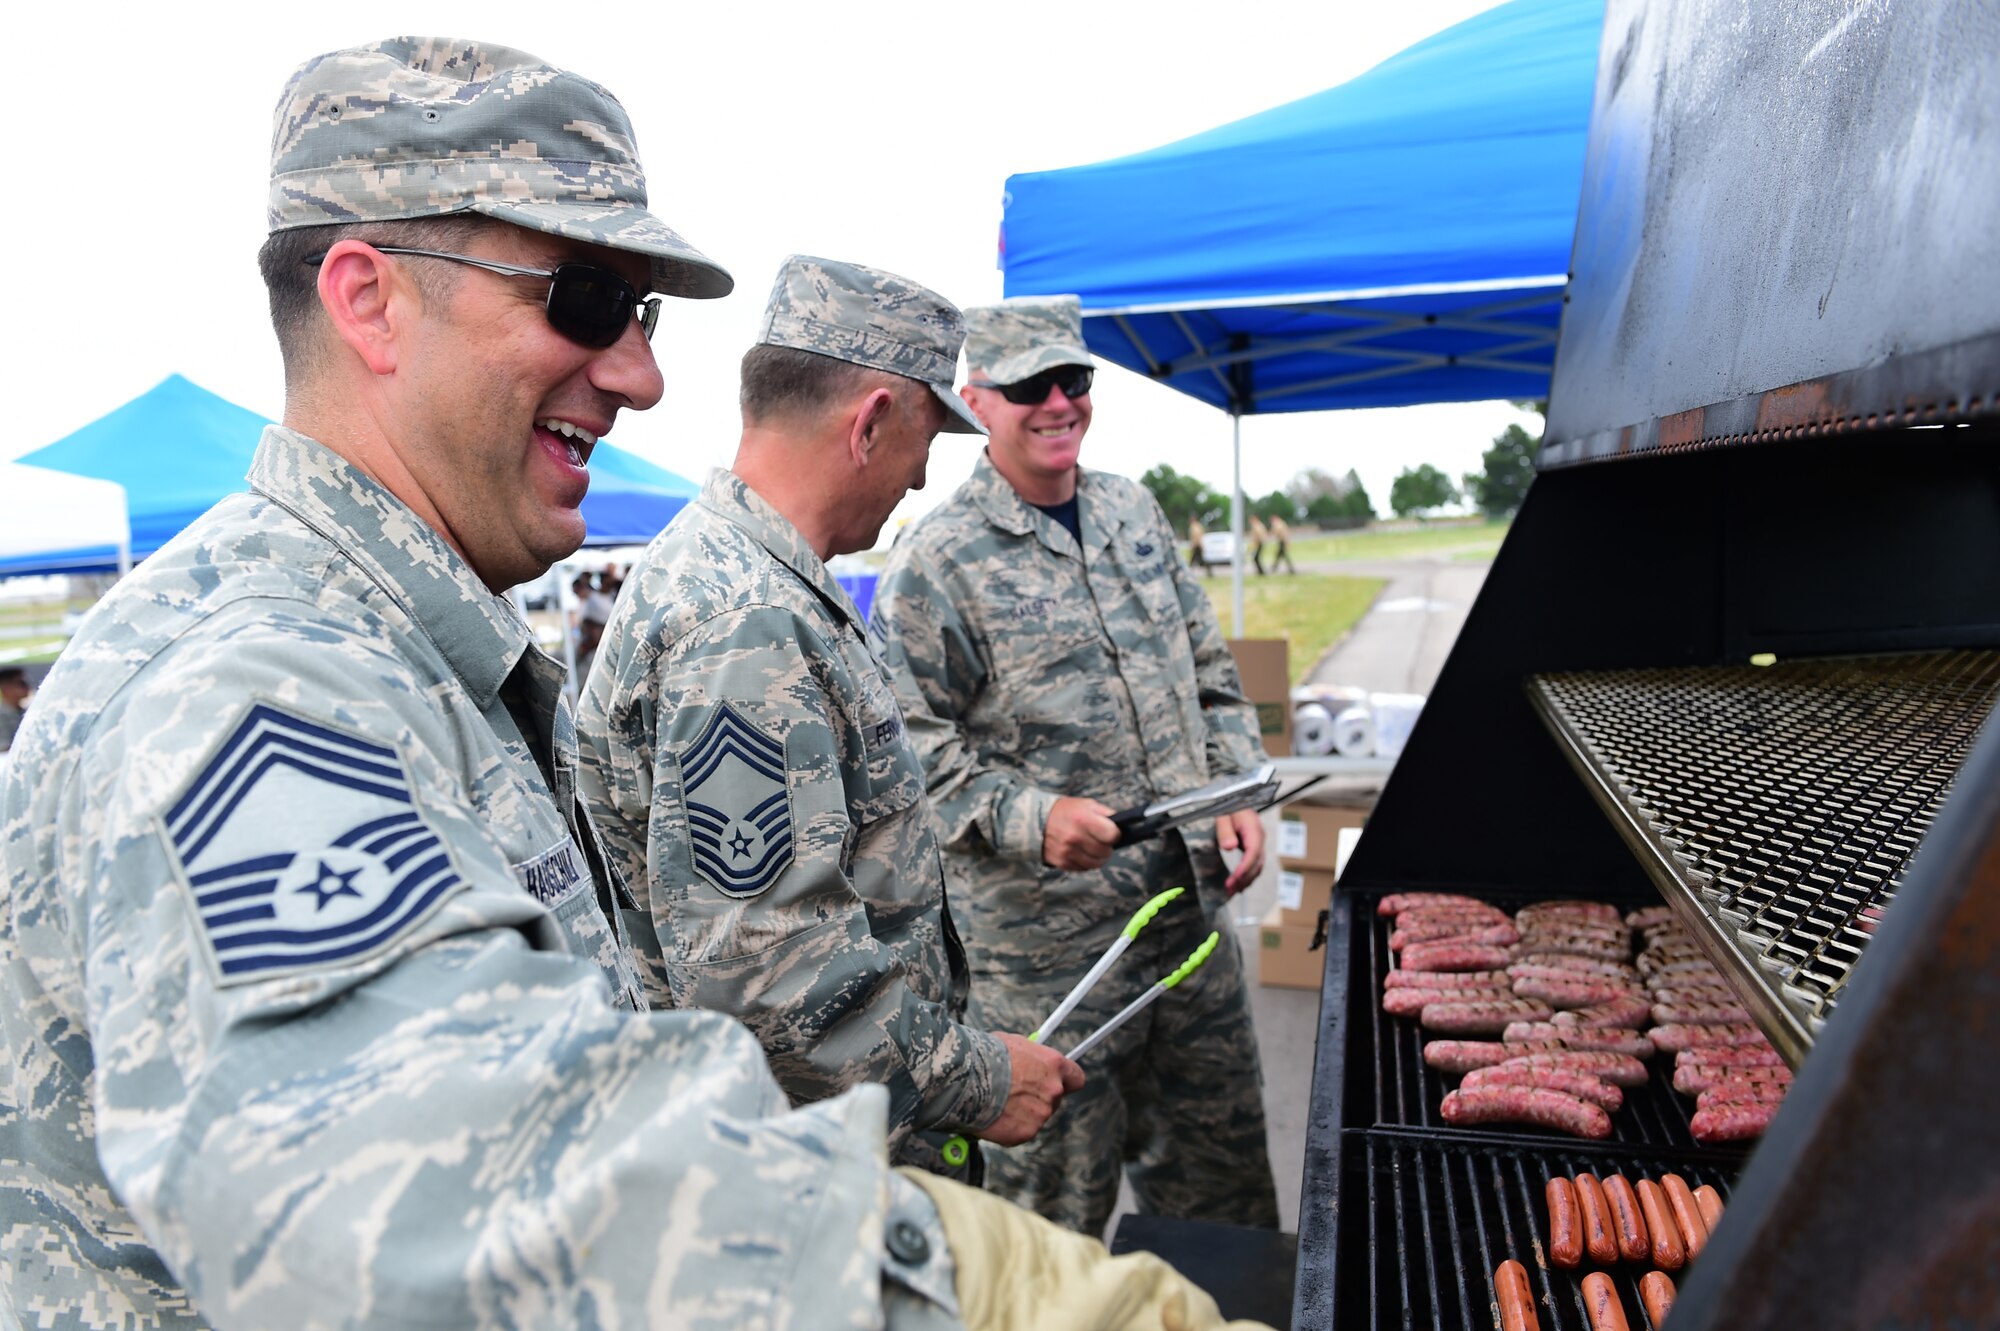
[
  {"xmin": 577, "ymin": 471, "xmax": 1010, "ymax": 1162},
  {"xmin": 871, "ymin": 454, "xmax": 1267, "ymax": 970},
  {"xmin": 0, "ymin": 429, "xmax": 960, "ymax": 1331}
]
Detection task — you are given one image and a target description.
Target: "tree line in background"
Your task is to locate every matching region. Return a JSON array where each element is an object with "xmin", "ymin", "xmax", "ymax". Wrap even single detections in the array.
[{"xmin": 1141, "ymin": 400, "xmax": 1545, "ymax": 530}]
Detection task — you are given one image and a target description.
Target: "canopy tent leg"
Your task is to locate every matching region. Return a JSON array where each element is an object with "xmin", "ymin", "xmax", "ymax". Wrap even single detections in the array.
[{"xmin": 1230, "ymin": 412, "xmax": 1245, "ymax": 636}]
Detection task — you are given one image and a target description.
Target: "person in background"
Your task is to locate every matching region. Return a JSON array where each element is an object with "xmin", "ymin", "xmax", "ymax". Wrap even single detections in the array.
[
  {"xmin": 0, "ymin": 668, "xmax": 29, "ymax": 752},
  {"xmin": 1246, "ymin": 511, "xmax": 1269, "ymax": 575},
  {"xmin": 871, "ymin": 295, "xmax": 1280, "ymax": 1238},
  {"xmin": 574, "ymin": 590, "xmax": 613, "ymax": 689},
  {"xmin": 0, "ymin": 38, "xmax": 1267, "ymax": 1331},
  {"xmin": 577, "ymin": 256, "xmax": 1081, "ymax": 1181},
  {"xmin": 1187, "ymin": 514, "xmax": 1209, "ymax": 575},
  {"xmin": 1268, "ymin": 513, "xmax": 1297, "ymax": 574}
]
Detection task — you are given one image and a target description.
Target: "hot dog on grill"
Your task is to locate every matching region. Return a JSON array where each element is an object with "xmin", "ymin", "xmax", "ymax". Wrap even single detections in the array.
[
  {"xmin": 1582, "ymin": 1272, "xmax": 1632, "ymax": 1331},
  {"xmin": 1439, "ymin": 1087, "xmax": 1612, "ymax": 1138},
  {"xmin": 1546, "ymin": 1177, "xmax": 1582, "ymax": 1268},
  {"xmin": 1495, "ymin": 1258, "xmax": 1541, "ymax": 1331},
  {"xmin": 1639, "ymin": 1271, "xmax": 1675, "ymax": 1326},
  {"xmin": 1692, "ymin": 1184, "xmax": 1724, "ymax": 1231},
  {"xmin": 1574, "ymin": 1173, "xmax": 1619, "ymax": 1265},
  {"xmin": 1660, "ymin": 1174, "xmax": 1707, "ymax": 1260},
  {"xmin": 1496, "ymin": 1050, "xmax": 1650, "ymax": 1087},
  {"xmin": 1635, "ymin": 1179, "xmax": 1686, "ymax": 1271},
  {"xmin": 1602, "ymin": 1174, "xmax": 1651, "ymax": 1262}
]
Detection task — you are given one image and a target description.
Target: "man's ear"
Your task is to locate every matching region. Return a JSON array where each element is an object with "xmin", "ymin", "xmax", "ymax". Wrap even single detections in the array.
[
  {"xmin": 848, "ymin": 387, "xmax": 898, "ymax": 468},
  {"xmin": 959, "ymin": 383, "xmax": 992, "ymax": 430},
  {"xmin": 317, "ymin": 240, "xmax": 413, "ymax": 377}
]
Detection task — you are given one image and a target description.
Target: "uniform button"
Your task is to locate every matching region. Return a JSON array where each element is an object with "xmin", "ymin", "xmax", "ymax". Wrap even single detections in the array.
[{"xmin": 887, "ymin": 1218, "xmax": 931, "ymax": 1265}]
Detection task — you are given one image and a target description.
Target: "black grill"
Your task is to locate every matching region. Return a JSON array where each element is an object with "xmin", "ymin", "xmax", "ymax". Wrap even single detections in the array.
[{"xmin": 1336, "ymin": 1130, "xmax": 1735, "ymax": 1331}]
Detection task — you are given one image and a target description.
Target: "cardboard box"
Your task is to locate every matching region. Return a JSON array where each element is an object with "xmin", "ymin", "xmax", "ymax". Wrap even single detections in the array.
[
  {"xmin": 1275, "ymin": 802, "xmax": 1369, "ymax": 873},
  {"xmin": 1258, "ymin": 906, "xmax": 1324, "ymax": 990},
  {"xmin": 1227, "ymin": 637, "xmax": 1291, "ymax": 758},
  {"xmin": 1273, "ymin": 867, "xmax": 1337, "ymax": 930}
]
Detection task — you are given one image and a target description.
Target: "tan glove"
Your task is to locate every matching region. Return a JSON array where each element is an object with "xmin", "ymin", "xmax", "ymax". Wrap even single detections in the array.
[{"xmin": 897, "ymin": 1168, "xmax": 1277, "ymax": 1331}]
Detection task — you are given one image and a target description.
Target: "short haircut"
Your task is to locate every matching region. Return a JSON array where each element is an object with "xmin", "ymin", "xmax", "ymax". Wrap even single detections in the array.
[
  {"xmin": 256, "ymin": 215, "xmax": 502, "ymax": 385},
  {"xmin": 739, "ymin": 344, "xmax": 911, "ymax": 426},
  {"xmin": 0, "ymin": 668, "xmax": 25, "ymax": 686}
]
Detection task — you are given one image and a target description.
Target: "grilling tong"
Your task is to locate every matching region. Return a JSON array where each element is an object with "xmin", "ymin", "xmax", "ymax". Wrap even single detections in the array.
[{"xmin": 1108, "ymin": 761, "xmax": 1282, "ymax": 846}]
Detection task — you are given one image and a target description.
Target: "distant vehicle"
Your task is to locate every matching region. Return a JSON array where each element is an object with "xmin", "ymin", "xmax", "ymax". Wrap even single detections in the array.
[{"xmin": 1200, "ymin": 532, "xmax": 1238, "ymax": 566}]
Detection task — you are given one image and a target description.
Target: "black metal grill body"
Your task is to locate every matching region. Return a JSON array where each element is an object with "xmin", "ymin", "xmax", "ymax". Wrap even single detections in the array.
[{"xmin": 1297, "ymin": 2, "xmax": 2000, "ymax": 1325}]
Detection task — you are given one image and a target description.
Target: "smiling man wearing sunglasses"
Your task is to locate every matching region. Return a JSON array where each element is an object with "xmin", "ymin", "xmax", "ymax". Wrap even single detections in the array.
[{"xmin": 872, "ymin": 297, "xmax": 1280, "ymax": 1237}]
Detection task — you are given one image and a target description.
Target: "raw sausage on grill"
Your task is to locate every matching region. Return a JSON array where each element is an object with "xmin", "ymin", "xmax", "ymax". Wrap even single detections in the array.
[
  {"xmin": 1513, "ymin": 975, "xmax": 1646, "ymax": 1009},
  {"xmin": 1553, "ymin": 998, "xmax": 1655, "ymax": 1029},
  {"xmin": 1690, "ymin": 1101, "xmax": 1779, "ymax": 1143},
  {"xmin": 1391, "ymin": 921, "xmax": 1521, "ymax": 950},
  {"xmin": 1377, "ymin": 892, "xmax": 1493, "ymax": 916},
  {"xmin": 1440, "ymin": 1087, "xmax": 1612, "ymax": 1138},
  {"xmin": 1509, "ymin": 955, "xmax": 1639, "ymax": 980},
  {"xmin": 1650, "ymin": 1021, "xmax": 1770, "ymax": 1052},
  {"xmin": 1384, "ymin": 968, "xmax": 1513, "ymax": 990},
  {"xmin": 1501, "ymin": 1022, "xmax": 1655, "ymax": 1058},
  {"xmin": 1401, "ymin": 941, "xmax": 1516, "ymax": 972},
  {"xmin": 1463, "ymin": 1064, "xmax": 1624, "ymax": 1111},
  {"xmin": 1422, "ymin": 1039, "xmax": 1569, "ymax": 1074},
  {"xmin": 1423, "ymin": 998, "xmax": 1556, "ymax": 1035},
  {"xmin": 1650, "ymin": 1001, "xmax": 1753, "ymax": 1026},
  {"xmin": 1382, "ymin": 985, "xmax": 1513, "ymax": 1017},
  {"xmin": 1497, "ymin": 1050, "xmax": 1650, "ymax": 1087}
]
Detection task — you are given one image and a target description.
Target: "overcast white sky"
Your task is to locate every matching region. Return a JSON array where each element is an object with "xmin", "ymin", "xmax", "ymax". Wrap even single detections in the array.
[{"xmin": 10, "ymin": 0, "xmax": 1536, "ymax": 542}]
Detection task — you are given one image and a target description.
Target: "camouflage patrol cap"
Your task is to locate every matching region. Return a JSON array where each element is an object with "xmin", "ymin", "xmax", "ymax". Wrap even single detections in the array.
[
  {"xmin": 963, "ymin": 295, "xmax": 1094, "ymax": 386},
  {"xmin": 269, "ymin": 37, "xmax": 731, "ymax": 299},
  {"xmin": 756, "ymin": 256, "xmax": 986, "ymax": 435}
]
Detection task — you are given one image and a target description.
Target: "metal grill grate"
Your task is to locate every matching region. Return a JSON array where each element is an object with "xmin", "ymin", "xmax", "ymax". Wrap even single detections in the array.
[
  {"xmin": 1530, "ymin": 650, "xmax": 2000, "ymax": 1056},
  {"xmin": 1350, "ymin": 892, "xmax": 1740, "ymax": 1156},
  {"xmin": 1334, "ymin": 1131, "xmax": 1736, "ymax": 1331}
]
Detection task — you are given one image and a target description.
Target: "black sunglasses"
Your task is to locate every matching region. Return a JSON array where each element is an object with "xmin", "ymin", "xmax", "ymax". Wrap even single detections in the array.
[
  {"xmin": 973, "ymin": 364, "xmax": 1093, "ymax": 406},
  {"xmin": 309, "ymin": 246, "xmax": 660, "ymax": 349}
]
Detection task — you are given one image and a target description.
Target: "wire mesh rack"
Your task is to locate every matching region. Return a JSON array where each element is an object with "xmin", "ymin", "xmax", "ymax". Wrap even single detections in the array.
[{"xmin": 1528, "ymin": 649, "xmax": 2000, "ymax": 1058}]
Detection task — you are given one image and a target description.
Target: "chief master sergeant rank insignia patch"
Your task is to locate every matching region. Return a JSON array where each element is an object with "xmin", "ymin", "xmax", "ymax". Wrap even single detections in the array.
[
  {"xmin": 162, "ymin": 703, "xmax": 467, "ymax": 985},
  {"xmin": 680, "ymin": 702, "xmax": 794, "ymax": 896}
]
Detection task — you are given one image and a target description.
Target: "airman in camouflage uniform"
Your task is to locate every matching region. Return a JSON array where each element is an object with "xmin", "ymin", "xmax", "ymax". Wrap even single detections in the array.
[
  {"xmin": 872, "ymin": 297, "xmax": 1282, "ymax": 1235},
  {"xmin": 577, "ymin": 258, "xmax": 1082, "ymax": 1181}
]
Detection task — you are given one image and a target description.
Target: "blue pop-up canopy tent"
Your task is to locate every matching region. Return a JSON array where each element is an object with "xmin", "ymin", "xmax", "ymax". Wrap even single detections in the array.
[
  {"xmin": 13, "ymin": 375, "xmax": 697, "ymax": 574},
  {"xmin": 1000, "ymin": 0, "xmax": 1599, "ymax": 416},
  {"xmin": 997, "ymin": 0, "xmax": 1599, "ymax": 628}
]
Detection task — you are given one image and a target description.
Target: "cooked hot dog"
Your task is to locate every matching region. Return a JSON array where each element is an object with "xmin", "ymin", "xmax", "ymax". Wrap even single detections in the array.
[
  {"xmin": 1635, "ymin": 1179, "xmax": 1685, "ymax": 1270},
  {"xmin": 1574, "ymin": 1173, "xmax": 1618, "ymax": 1265},
  {"xmin": 1602, "ymin": 1174, "xmax": 1650, "ymax": 1262},
  {"xmin": 1639, "ymin": 1271, "xmax": 1675, "ymax": 1326},
  {"xmin": 1495, "ymin": 1258, "xmax": 1541, "ymax": 1331},
  {"xmin": 1693, "ymin": 1184, "xmax": 1724, "ymax": 1230},
  {"xmin": 1660, "ymin": 1174, "xmax": 1707, "ymax": 1260},
  {"xmin": 1546, "ymin": 1177, "xmax": 1582, "ymax": 1268},
  {"xmin": 1582, "ymin": 1272, "xmax": 1631, "ymax": 1330}
]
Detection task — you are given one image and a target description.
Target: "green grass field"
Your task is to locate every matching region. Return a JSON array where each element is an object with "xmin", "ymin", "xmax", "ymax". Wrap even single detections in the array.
[
  {"xmin": 1285, "ymin": 518, "xmax": 1509, "ymax": 565},
  {"xmin": 1200, "ymin": 572, "xmax": 1386, "ymax": 686}
]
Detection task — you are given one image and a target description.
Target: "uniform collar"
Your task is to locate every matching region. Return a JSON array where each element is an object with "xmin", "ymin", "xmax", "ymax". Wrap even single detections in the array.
[
  {"xmin": 965, "ymin": 449, "xmax": 1119, "ymax": 557},
  {"xmin": 699, "ymin": 469, "xmax": 865, "ymax": 630},
  {"xmin": 247, "ymin": 425, "xmax": 531, "ymax": 709}
]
